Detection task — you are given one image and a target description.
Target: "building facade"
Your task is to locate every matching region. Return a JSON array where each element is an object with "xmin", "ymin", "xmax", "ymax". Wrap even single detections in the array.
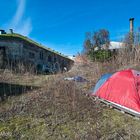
[{"xmin": 0, "ymin": 31, "xmax": 74, "ymax": 73}]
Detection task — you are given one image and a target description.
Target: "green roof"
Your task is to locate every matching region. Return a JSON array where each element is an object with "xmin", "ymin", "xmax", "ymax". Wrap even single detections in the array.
[{"xmin": 0, "ymin": 33, "xmax": 73, "ymax": 61}]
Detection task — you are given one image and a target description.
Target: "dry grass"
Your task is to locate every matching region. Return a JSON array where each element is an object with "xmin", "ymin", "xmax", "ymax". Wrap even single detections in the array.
[{"xmin": 1, "ymin": 48, "xmax": 140, "ymax": 139}]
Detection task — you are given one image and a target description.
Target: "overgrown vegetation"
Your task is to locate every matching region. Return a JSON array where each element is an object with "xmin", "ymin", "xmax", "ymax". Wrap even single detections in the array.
[
  {"xmin": 1, "ymin": 47, "xmax": 140, "ymax": 139},
  {"xmin": 0, "ymin": 33, "xmax": 69, "ymax": 59},
  {"xmin": 1, "ymin": 29, "xmax": 140, "ymax": 139},
  {"xmin": 88, "ymin": 49, "xmax": 112, "ymax": 61},
  {"xmin": 83, "ymin": 29, "xmax": 111, "ymax": 61},
  {"xmin": 83, "ymin": 27, "xmax": 140, "ymax": 62}
]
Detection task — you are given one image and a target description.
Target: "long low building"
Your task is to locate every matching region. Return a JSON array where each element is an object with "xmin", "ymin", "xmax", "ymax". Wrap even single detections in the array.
[{"xmin": 0, "ymin": 30, "xmax": 74, "ymax": 73}]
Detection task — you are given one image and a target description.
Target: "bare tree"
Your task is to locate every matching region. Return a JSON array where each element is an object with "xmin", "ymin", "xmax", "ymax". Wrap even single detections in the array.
[
  {"xmin": 124, "ymin": 27, "xmax": 140, "ymax": 48},
  {"xmin": 83, "ymin": 29, "xmax": 110, "ymax": 54},
  {"xmin": 83, "ymin": 32, "xmax": 93, "ymax": 54},
  {"xmin": 93, "ymin": 29, "xmax": 110, "ymax": 50}
]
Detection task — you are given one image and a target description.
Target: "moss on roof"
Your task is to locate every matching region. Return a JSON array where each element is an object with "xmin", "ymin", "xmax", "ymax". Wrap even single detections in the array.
[{"xmin": 0, "ymin": 33, "xmax": 73, "ymax": 61}]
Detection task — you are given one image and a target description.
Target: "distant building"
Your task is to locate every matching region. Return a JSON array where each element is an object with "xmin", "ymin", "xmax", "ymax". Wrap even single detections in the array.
[
  {"xmin": 94, "ymin": 41, "xmax": 124, "ymax": 51},
  {"xmin": 68, "ymin": 55, "xmax": 76, "ymax": 61},
  {"xmin": 0, "ymin": 29, "xmax": 74, "ymax": 73},
  {"xmin": 108, "ymin": 41, "xmax": 124, "ymax": 50}
]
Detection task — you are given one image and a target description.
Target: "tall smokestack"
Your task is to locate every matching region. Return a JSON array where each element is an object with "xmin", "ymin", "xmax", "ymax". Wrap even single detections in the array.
[
  {"xmin": 129, "ymin": 18, "xmax": 134, "ymax": 44},
  {"xmin": 9, "ymin": 29, "xmax": 14, "ymax": 34},
  {"xmin": 129, "ymin": 18, "xmax": 134, "ymax": 33}
]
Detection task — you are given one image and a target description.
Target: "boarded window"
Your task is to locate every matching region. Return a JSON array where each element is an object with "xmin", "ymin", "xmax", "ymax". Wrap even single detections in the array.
[
  {"xmin": 40, "ymin": 52, "xmax": 43, "ymax": 60},
  {"xmin": 54, "ymin": 57, "xmax": 57, "ymax": 62},
  {"xmin": 48, "ymin": 55, "xmax": 52, "ymax": 62},
  {"xmin": 29, "ymin": 52, "xmax": 35, "ymax": 58}
]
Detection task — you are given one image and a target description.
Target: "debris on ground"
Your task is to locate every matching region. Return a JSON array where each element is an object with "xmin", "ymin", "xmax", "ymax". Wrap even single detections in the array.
[{"xmin": 64, "ymin": 76, "xmax": 89, "ymax": 82}]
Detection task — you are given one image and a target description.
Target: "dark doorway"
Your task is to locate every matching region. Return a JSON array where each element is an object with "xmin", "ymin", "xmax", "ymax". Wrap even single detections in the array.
[{"xmin": 0, "ymin": 47, "xmax": 6, "ymax": 68}]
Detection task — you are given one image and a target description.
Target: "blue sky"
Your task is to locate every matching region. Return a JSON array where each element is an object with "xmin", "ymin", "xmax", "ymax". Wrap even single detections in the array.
[{"xmin": 1, "ymin": 0, "xmax": 140, "ymax": 56}]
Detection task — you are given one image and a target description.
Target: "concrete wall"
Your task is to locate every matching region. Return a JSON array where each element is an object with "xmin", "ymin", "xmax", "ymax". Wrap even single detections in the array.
[
  {"xmin": 0, "ymin": 37, "xmax": 74, "ymax": 73},
  {"xmin": 0, "ymin": 40, "xmax": 23, "ymax": 58}
]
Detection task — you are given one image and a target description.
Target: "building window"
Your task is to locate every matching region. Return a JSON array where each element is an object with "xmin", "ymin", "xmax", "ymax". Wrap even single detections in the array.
[
  {"xmin": 54, "ymin": 57, "xmax": 57, "ymax": 62},
  {"xmin": 29, "ymin": 52, "xmax": 35, "ymax": 59},
  {"xmin": 40, "ymin": 52, "xmax": 43, "ymax": 60},
  {"xmin": 48, "ymin": 55, "xmax": 52, "ymax": 62}
]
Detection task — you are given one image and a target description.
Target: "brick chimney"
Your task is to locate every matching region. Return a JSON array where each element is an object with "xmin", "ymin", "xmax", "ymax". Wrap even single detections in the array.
[
  {"xmin": 0, "ymin": 29, "xmax": 6, "ymax": 34},
  {"xmin": 129, "ymin": 18, "xmax": 134, "ymax": 44},
  {"xmin": 9, "ymin": 29, "xmax": 14, "ymax": 34},
  {"xmin": 129, "ymin": 18, "xmax": 134, "ymax": 33}
]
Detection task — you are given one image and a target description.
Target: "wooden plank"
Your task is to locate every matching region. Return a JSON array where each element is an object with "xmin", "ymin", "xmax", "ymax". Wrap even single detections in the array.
[{"xmin": 92, "ymin": 97, "xmax": 140, "ymax": 118}]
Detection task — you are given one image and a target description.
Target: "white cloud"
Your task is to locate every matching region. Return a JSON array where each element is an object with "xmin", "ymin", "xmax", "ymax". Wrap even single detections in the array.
[
  {"xmin": 16, "ymin": 18, "xmax": 32, "ymax": 36},
  {"xmin": 10, "ymin": 0, "xmax": 25, "ymax": 28},
  {"xmin": 6, "ymin": 0, "xmax": 32, "ymax": 36}
]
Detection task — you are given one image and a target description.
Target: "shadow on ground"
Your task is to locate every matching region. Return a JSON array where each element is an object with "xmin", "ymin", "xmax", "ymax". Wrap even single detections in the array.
[{"xmin": 0, "ymin": 82, "xmax": 38, "ymax": 101}]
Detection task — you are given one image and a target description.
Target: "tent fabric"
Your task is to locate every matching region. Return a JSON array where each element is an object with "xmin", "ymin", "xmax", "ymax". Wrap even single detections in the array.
[
  {"xmin": 92, "ymin": 69, "xmax": 140, "ymax": 113},
  {"xmin": 93, "ymin": 74, "xmax": 113, "ymax": 94}
]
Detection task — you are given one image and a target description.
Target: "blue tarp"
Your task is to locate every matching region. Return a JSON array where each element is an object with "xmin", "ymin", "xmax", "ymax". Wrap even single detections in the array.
[
  {"xmin": 92, "ymin": 73, "xmax": 113, "ymax": 94},
  {"xmin": 73, "ymin": 76, "xmax": 88, "ymax": 82}
]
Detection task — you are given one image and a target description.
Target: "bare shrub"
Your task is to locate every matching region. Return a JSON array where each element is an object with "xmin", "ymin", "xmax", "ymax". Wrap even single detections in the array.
[{"xmin": 1, "ymin": 45, "xmax": 140, "ymax": 139}]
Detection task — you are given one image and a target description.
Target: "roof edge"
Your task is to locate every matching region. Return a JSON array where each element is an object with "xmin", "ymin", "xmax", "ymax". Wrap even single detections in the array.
[{"xmin": 0, "ymin": 33, "xmax": 73, "ymax": 61}]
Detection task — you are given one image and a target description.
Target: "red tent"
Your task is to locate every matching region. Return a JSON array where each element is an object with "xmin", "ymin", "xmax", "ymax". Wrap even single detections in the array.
[{"xmin": 92, "ymin": 69, "xmax": 140, "ymax": 113}]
